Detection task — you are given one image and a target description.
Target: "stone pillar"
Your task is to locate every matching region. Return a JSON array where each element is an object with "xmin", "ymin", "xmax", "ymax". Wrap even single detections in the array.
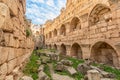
[
  {"xmin": 81, "ymin": 46, "xmax": 90, "ymax": 59},
  {"xmin": 58, "ymin": 29, "xmax": 60, "ymax": 36},
  {"xmin": 66, "ymin": 23, "xmax": 70, "ymax": 33},
  {"xmin": 57, "ymin": 45, "xmax": 61, "ymax": 54},
  {"xmin": 66, "ymin": 45, "xmax": 71, "ymax": 56}
]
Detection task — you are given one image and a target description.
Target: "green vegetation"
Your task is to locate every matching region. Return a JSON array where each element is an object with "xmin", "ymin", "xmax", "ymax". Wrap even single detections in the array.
[
  {"xmin": 67, "ymin": 57, "xmax": 85, "ymax": 69},
  {"xmin": 44, "ymin": 64, "xmax": 52, "ymax": 80},
  {"xmin": 23, "ymin": 51, "xmax": 40, "ymax": 80},
  {"xmin": 92, "ymin": 63, "xmax": 120, "ymax": 80},
  {"xmin": 23, "ymin": 49, "xmax": 120, "ymax": 80},
  {"xmin": 73, "ymin": 72, "xmax": 84, "ymax": 80},
  {"xmin": 37, "ymin": 49, "xmax": 46, "ymax": 53},
  {"xmin": 26, "ymin": 28, "xmax": 31, "ymax": 37},
  {"xmin": 37, "ymin": 49, "xmax": 56, "ymax": 53},
  {"xmin": 54, "ymin": 57, "xmax": 84, "ymax": 80}
]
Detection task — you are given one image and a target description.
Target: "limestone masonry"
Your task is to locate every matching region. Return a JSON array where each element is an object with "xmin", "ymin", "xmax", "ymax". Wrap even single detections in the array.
[
  {"xmin": 44, "ymin": 0, "xmax": 120, "ymax": 68},
  {"xmin": 0, "ymin": 0, "xmax": 34, "ymax": 80}
]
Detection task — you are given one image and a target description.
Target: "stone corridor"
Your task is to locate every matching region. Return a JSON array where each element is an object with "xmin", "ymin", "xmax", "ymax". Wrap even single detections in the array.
[{"xmin": 0, "ymin": 0, "xmax": 120, "ymax": 80}]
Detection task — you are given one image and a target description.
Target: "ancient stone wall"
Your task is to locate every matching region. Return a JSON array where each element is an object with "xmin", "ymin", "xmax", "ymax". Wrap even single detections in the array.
[
  {"xmin": 0, "ymin": 0, "xmax": 34, "ymax": 80},
  {"xmin": 44, "ymin": 0, "xmax": 120, "ymax": 68}
]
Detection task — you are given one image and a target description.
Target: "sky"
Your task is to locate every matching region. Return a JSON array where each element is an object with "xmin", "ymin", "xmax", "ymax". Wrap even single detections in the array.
[{"xmin": 26, "ymin": 0, "xmax": 66, "ymax": 25}]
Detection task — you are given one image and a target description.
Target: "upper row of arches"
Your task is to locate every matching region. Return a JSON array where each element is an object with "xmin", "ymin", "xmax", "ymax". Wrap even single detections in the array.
[{"xmin": 46, "ymin": 3, "xmax": 112, "ymax": 39}]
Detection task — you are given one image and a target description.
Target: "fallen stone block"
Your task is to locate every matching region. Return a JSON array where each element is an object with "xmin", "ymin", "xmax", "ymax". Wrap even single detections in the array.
[
  {"xmin": 87, "ymin": 69, "xmax": 101, "ymax": 80},
  {"xmin": 20, "ymin": 76, "xmax": 33, "ymax": 80},
  {"xmin": 38, "ymin": 65, "xmax": 44, "ymax": 72},
  {"xmin": 66, "ymin": 67, "xmax": 77, "ymax": 75},
  {"xmin": 61, "ymin": 59, "xmax": 73, "ymax": 66},
  {"xmin": 77, "ymin": 63, "xmax": 91, "ymax": 75}
]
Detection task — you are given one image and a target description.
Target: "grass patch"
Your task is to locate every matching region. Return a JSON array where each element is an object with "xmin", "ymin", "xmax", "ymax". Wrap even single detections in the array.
[
  {"xmin": 23, "ymin": 51, "xmax": 40, "ymax": 80},
  {"xmin": 37, "ymin": 49, "xmax": 56, "ymax": 53},
  {"xmin": 67, "ymin": 57, "xmax": 85, "ymax": 69},
  {"xmin": 92, "ymin": 63, "xmax": 120, "ymax": 80},
  {"xmin": 74, "ymin": 72, "xmax": 84, "ymax": 80},
  {"xmin": 44, "ymin": 64, "xmax": 52, "ymax": 80},
  {"xmin": 37, "ymin": 49, "xmax": 46, "ymax": 53}
]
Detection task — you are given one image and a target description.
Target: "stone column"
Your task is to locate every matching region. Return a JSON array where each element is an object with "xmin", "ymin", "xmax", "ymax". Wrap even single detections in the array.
[
  {"xmin": 81, "ymin": 46, "xmax": 90, "ymax": 59},
  {"xmin": 66, "ymin": 45, "xmax": 71, "ymax": 56}
]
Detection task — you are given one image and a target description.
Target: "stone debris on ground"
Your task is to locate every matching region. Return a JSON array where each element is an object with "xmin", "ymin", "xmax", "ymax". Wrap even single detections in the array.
[
  {"xmin": 41, "ymin": 56, "xmax": 50, "ymax": 64},
  {"xmin": 28, "ymin": 51, "xmax": 117, "ymax": 80},
  {"xmin": 52, "ymin": 73, "xmax": 74, "ymax": 80},
  {"xmin": 87, "ymin": 69, "xmax": 101, "ymax": 80},
  {"xmin": 77, "ymin": 63, "xmax": 91, "ymax": 75},
  {"xmin": 38, "ymin": 65, "xmax": 44, "ymax": 72},
  {"xmin": 61, "ymin": 59, "xmax": 73, "ymax": 66},
  {"xmin": 20, "ymin": 76, "xmax": 33, "ymax": 80},
  {"xmin": 38, "ymin": 71, "xmax": 50, "ymax": 80},
  {"xmin": 49, "ymin": 54, "xmax": 60, "ymax": 61},
  {"xmin": 55, "ymin": 62, "xmax": 66, "ymax": 71},
  {"xmin": 66, "ymin": 67, "xmax": 77, "ymax": 75}
]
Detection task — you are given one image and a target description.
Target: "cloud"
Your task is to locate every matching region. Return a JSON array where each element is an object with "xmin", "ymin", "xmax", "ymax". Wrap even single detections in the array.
[
  {"xmin": 46, "ymin": 0, "xmax": 54, "ymax": 7},
  {"xmin": 26, "ymin": 0, "xmax": 66, "ymax": 25},
  {"xmin": 38, "ymin": 0, "xmax": 44, "ymax": 3}
]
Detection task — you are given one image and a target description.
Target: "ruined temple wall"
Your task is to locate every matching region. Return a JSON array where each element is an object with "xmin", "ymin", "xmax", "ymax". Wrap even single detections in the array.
[
  {"xmin": 0, "ymin": 0, "xmax": 34, "ymax": 80},
  {"xmin": 44, "ymin": 0, "xmax": 120, "ymax": 67},
  {"xmin": 44, "ymin": 0, "xmax": 112, "ymax": 44}
]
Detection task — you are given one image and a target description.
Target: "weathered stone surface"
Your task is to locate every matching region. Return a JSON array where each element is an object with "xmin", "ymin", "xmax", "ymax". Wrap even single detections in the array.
[
  {"xmin": 101, "ymin": 78, "xmax": 115, "ymax": 80},
  {"xmin": 0, "ymin": 63, "xmax": 7, "ymax": 75},
  {"xmin": 0, "ymin": 0, "xmax": 18, "ymax": 16},
  {"xmin": 0, "ymin": 47, "xmax": 9, "ymax": 64},
  {"xmin": 100, "ymin": 70, "xmax": 115, "ymax": 78},
  {"xmin": 44, "ymin": 0, "xmax": 120, "ymax": 68},
  {"xmin": 41, "ymin": 56, "xmax": 50, "ymax": 64},
  {"xmin": 7, "ymin": 59, "xmax": 17, "ymax": 74},
  {"xmin": 0, "ymin": 2, "xmax": 9, "ymax": 28},
  {"xmin": 52, "ymin": 73, "xmax": 74, "ymax": 80},
  {"xmin": 49, "ymin": 54, "xmax": 59, "ymax": 61},
  {"xmin": 66, "ymin": 67, "xmax": 77, "ymax": 75},
  {"xmin": 0, "ymin": 0, "xmax": 34, "ymax": 79},
  {"xmin": 55, "ymin": 62, "xmax": 65, "ymax": 71},
  {"xmin": 77, "ymin": 63, "xmax": 91, "ymax": 75},
  {"xmin": 5, "ymin": 75, "xmax": 14, "ymax": 80},
  {"xmin": 8, "ymin": 48, "xmax": 15, "ymax": 61},
  {"xmin": 87, "ymin": 69, "xmax": 101, "ymax": 80},
  {"xmin": 0, "ymin": 74, "xmax": 6, "ymax": 80},
  {"xmin": 61, "ymin": 59, "xmax": 73, "ymax": 66},
  {"xmin": 38, "ymin": 71, "xmax": 50, "ymax": 80},
  {"xmin": 20, "ymin": 76, "xmax": 33, "ymax": 80},
  {"xmin": 38, "ymin": 65, "xmax": 44, "ymax": 72}
]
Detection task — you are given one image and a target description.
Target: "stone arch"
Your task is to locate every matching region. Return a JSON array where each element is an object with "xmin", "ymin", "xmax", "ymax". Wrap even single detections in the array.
[
  {"xmin": 70, "ymin": 43, "xmax": 82, "ymax": 59},
  {"xmin": 60, "ymin": 24, "xmax": 66, "ymax": 36},
  {"xmin": 91, "ymin": 41, "xmax": 119, "ymax": 67},
  {"xmin": 88, "ymin": 4, "xmax": 112, "ymax": 26},
  {"xmin": 46, "ymin": 45, "xmax": 48, "ymax": 48},
  {"xmin": 60, "ymin": 44, "xmax": 66, "ymax": 55},
  {"xmin": 54, "ymin": 44, "xmax": 57, "ymax": 50},
  {"xmin": 70, "ymin": 17, "xmax": 81, "ymax": 32},
  {"xmin": 53, "ymin": 29, "xmax": 57, "ymax": 37},
  {"xmin": 49, "ymin": 44, "xmax": 52, "ymax": 49}
]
